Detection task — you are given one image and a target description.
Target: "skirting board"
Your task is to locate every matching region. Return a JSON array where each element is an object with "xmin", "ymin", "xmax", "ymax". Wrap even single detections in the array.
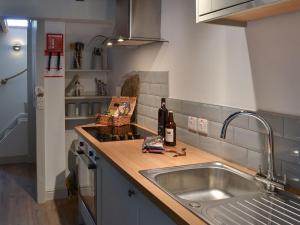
[
  {"xmin": 45, "ymin": 188, "xmax": 68, "ymax": 201},
  {"xmin": 0, "ymin": 155, "xmax": 33, "ymax": 165}
]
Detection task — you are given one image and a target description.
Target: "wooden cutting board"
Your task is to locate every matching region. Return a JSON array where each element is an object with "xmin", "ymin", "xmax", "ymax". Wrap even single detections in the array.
[{"xmin": 121, "ymin": 74, "xmax": 140, "ymax": 122}]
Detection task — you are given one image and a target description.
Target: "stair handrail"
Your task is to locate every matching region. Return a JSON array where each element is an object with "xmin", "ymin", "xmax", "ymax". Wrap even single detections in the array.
[{"xmin": 0, "ymin": 69, "xmax": 27, "ymax": 86}]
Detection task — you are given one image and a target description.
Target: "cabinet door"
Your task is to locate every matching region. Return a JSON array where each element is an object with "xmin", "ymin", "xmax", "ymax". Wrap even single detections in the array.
[
  {"xmin": 136, "ymin": 189, "xmax": 176, "ymax": 225},
  {"xmin": 101, "ymin": 159, "xmax": 138, "ymax": 225},
  {"xmin": 212, "ymin": 0, "xmax": 251, "ymax": 11},
  {"xmin": 197, "ymin": 0, "xmax": 212, "ymax": 15}
]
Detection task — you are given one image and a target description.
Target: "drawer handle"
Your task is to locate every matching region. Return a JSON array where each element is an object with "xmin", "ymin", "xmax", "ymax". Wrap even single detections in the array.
[{"xmin": 128, "ymin": 189, "xmax": 135, "ymax": 197}]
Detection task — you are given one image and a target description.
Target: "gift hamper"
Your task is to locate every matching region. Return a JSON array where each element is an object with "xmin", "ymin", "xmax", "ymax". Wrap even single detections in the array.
[{"xmin": 96, "ymin": 96, "xmax": 137, "ymax": 126}]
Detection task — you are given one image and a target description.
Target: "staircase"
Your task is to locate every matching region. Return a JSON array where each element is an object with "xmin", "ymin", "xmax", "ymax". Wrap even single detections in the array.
[{"xmin": 0, "ymin": 113, "xmax": 29, "ymax": 163}]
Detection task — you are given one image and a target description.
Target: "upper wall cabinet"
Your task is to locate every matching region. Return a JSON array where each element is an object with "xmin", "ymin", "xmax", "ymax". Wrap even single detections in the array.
[
  {"xmin": 212, "ymin": 0, "xmax": 251, "ymax": 11},
  {"xmin": 196, "ymin": 0, "xmax": 300, "ymax": 26},
  {"xmin": 197, "ymin": 0, "xmax": 212, "ymax": 15}
]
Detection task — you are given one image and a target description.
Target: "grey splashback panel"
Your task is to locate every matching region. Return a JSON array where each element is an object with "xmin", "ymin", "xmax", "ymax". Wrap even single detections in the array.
[{"xmin": 134, "ymin": 71, "xmax": 300, "ymax": 189}]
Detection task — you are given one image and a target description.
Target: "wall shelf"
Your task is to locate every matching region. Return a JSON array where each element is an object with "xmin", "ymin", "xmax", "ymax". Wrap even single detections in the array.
[
  {"xmin": 65, "ymin": 116, "xmax": 96, "ymax": 121},
  {"xmin": 65, "ymin": 96, "xmax": 111, "ymax": 100},
  {"xmin": 65, "ymin": 69, "xmax": 111, "ymax": 73}
]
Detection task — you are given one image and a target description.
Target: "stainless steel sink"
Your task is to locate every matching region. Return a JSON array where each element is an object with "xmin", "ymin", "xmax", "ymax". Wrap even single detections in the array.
[
  {"xmin": 141, "ymin": 162, "xmax": 262, "ymax": 203},
  {"xmin": 140, "ymin": 162, "xmax": 264, "ymax": 224},
  {"xmin": 155, "ymin": 163, "xmax": 261, "ymax": 202},
  {"xmin": 140, "ymin": 162, "xmax": 300, "ymax": 225}
]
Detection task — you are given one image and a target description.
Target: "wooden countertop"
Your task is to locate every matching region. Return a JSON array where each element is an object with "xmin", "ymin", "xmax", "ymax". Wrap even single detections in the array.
[{"xmin": 75, "ymin": 124, "xmax": 256, "ymax": 225}]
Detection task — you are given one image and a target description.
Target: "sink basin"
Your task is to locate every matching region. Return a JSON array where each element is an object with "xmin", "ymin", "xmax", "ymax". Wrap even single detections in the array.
[
  {"xmin": 140, "ymin": 162, "xmax": 300, "ymax": 225},
  {"xmin": 140, "ymin": 162, "xmax": 262, "ymax": 203}
]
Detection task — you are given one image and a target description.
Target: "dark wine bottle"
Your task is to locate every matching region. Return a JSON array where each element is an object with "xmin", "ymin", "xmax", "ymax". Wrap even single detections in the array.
[
  {"xmin": 158, "ymin": 98, "xmax": 168, "ymax": 137},
  {"xmin": 165, "ymin": 111, "xmax": 176, "ymax": 146}
]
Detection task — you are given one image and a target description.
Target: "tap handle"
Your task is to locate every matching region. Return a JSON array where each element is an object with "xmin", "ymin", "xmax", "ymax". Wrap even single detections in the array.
[
  {"xmin": 275, "ymin": 173, "xmax": 287, "ymax": 186},
  {"xmin": 280, "ymin": 173, "xmax": 287, "ymax": 185},
  {"xmin": 257, "ymin": 165, "xmax": 263, "ymax": 176},
  {"xmin": 283, "ymin": 174, "xmax": 287, "ymax": 185}
]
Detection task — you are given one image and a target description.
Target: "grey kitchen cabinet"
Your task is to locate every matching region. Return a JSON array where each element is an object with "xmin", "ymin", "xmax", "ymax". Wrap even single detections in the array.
[
  {"xmin": 101, "ymin": 158, "xmax": 137, "ymax": 225},
  {"xmin": 196, "ymin": 0, "xmax": 285, "ymax": 24},
  {"xmin": 100, "ymin": 156, "xmax": 176, "ymax": 225},
  {"xmin": 211, "ymin": 0, "xmax": 252, "ymax": 11},
  {"xmin": 135, "ymin": 188, "xmax": 176, "ymax": 225},
  {"xmin": 196, "ymin": 0, "xmax": 252, "ymax": 16}
]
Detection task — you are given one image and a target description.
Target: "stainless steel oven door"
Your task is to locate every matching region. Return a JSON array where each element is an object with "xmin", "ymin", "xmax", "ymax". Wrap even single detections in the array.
[{"xmin": 77, "ymin": 151, "xmax": 97, "ymax": 223}]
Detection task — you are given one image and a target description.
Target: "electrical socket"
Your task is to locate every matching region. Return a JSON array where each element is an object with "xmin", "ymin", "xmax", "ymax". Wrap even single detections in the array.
[
  {"xmin": 188, "ymin": 116, "xmax": 197, "ymax": 132},
  {"xmin": 197, "ymin": 118, "xmax": 208, "ymax": 135}
]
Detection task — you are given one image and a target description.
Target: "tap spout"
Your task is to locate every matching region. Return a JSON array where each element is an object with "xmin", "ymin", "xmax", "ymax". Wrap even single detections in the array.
[{"xmin": 220, "ymin": 110, "xmax": 276, "ymax": 184}]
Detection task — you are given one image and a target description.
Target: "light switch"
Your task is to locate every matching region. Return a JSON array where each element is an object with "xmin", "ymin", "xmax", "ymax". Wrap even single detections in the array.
[
  {"xmin": 37, "ymin": 96, "xmax": 44, "ymax": 110},
  {"xmin": 188, "ymin": 116, "xmax": 197, "ymax": 132},
  {"xmin": 197, "ymin": 118, "xmax": 208, "ymax": 135}
]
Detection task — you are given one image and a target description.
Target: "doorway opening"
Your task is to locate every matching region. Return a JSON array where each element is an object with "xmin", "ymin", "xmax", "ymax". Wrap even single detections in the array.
[{"xmin": 0, "ymin": 18, "xmax": 37, "ymax": 201}]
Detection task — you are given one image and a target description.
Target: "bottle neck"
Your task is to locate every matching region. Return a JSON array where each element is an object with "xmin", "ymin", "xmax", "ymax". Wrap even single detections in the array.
[
  {"xmin": 161, "ymin": 98, "xmax": 166, "ymax": 108},
  {"xmin": 168, "ymin": 112, "xmax": 174, "ymax": 123}
]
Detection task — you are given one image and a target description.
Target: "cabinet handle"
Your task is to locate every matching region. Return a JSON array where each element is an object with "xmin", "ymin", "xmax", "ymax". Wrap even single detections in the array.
[{"xmin": 128, "ymin": 189, "xmax": 135, "ymax": 197}]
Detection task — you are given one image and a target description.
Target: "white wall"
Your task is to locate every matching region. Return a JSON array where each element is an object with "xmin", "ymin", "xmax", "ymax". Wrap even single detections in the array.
[
  {"xmin": 110, "ymin": 0, "xmax": 300, "ymax": 116},
  {"xmin": 0, "ymin": 0, "xmax": 114, "ymax": 22},
  {"xmin": 35, "ymin": 19, "xmax": 66, "ymax": 203},
  {"xmin": 43, "ymin": 21, "xmax": 66, "ymax": 195},
  {"xmin": 36, "ymin": 20, "xmax": 46, "ymax": 203},
  {"xmin": 246, "ymin": 12, "xmax": 300, "ymax": 116},
  {"xmin": 0, "ymin": 27, "xmax": 27, "ymax": 132},
  {"xmin": 110, "ymin": 0, "xmax": 256, "ymax": 111}
]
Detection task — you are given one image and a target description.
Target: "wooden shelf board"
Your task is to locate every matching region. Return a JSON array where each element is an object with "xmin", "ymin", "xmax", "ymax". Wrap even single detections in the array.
[
  {"xmin": 63, "ymin": 18, "xmax": 113, "ymax": 25},
  {"xmin": 65, "ymin": 96, "xmax": 111, "ymax": 100},
  {"xmin": 65, "ymin": 69, "xmax": 111, "ymax": 73},
  {"xmin": 65, "ymin": 116, "xmax": 96, "ymax": 121}
]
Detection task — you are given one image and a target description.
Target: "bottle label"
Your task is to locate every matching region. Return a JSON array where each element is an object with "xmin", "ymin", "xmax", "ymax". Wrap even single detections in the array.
[{"xmin": 165, "ymin": 128, "xmax": 174, "ymax": 143}]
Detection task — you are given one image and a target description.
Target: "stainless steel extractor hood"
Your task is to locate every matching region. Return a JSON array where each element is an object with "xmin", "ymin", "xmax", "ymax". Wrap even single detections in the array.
[{"xmin": 112, "ymin": 0, "xmax": 167, "ymax": 46}]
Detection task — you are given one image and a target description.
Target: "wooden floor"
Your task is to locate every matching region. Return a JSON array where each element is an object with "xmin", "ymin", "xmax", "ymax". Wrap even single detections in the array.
[{"xmin": 0, "ymin": 163, "xmax": 78, "ymax": 225}]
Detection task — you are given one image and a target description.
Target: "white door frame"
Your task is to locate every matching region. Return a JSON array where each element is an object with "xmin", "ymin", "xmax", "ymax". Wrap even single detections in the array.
[{"xmin": 33, "ymin": 20, "xmax": 47, "ymax": 203}]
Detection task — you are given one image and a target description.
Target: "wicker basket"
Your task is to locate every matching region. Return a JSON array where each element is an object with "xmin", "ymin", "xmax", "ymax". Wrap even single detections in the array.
[
  {"xmin": 94, "ymin": 124, "xmax": 132, "ymax": 135},
  {"xmin": 97, "ymin": 96, "xmax": 137, "ymax": 126}
]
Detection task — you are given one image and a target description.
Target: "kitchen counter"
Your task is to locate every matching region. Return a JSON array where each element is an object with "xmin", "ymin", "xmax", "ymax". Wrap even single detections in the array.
[{"xmin": 75, "ymin": 123, "xmax": 257, "ymax": 225}]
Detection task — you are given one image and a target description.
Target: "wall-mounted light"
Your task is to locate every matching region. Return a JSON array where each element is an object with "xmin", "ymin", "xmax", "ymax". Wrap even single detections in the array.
[{"xmin": 12, "ymin": 43, "xmax": 22, "ymax": 51}]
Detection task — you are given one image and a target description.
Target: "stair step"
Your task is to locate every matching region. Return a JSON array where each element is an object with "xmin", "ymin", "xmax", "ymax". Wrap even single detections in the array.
[
  {"xmin": 4, "ymin": 129, "xmax": 11, "ymax": 136},
  {"xmin": 0, "ymin": 113, "xmax": 28, "ymax": 143}
]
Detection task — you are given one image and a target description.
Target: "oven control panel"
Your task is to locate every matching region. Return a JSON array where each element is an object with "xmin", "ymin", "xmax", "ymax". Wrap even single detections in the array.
[{"xmin": 78, "ymin": 138, "xmax": 99, "ymax": 163}]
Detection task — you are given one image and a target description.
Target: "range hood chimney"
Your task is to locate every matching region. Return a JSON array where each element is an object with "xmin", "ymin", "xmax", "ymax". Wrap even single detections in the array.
[{"xmin": 112, "ymin": 0, "xmax": 167, "ymax": 46}]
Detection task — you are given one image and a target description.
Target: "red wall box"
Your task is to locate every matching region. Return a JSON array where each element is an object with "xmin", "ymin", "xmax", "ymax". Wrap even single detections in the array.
[{"xmin": 45, "ymin": 33, "xmax": 64, "ymax": 56}]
